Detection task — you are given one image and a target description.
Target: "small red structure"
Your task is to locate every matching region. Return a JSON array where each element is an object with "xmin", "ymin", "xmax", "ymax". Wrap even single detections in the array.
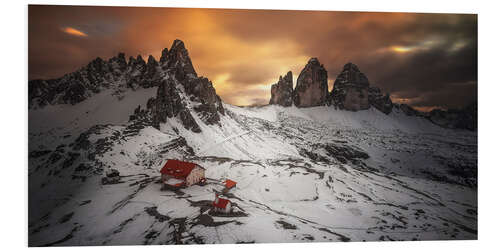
[
  {"xmin": 213, "ymin": 194, "xmax": 232, "ymax": 213},
  {"xmin": 224, "ymin": 179, "xmax": 237, "ymax": 190},
  {"xmin": 159, "ymin": 159, "xmax": 205, "ymax": 189}
]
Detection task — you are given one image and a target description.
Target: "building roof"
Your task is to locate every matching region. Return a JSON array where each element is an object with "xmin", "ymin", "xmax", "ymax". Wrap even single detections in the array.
[
  {"xmin": 160, "ymin": 159, "xmax": 198, "ymax": 179},
  {"xmin": 225, "ymin": 179, "xmax": 237, "ymax": 189},
  {"xmin": 213, "ymin": 196, "xmax": 231, "ymax": 209}
]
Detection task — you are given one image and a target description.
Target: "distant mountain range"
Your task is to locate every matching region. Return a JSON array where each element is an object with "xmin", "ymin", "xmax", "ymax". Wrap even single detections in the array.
[{"xmin": 29, "ymin": 39, "xmax": 476, "ymax": 131}]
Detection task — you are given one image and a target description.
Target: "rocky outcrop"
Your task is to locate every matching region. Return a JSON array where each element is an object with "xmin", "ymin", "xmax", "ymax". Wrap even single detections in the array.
[
  {"xmin": 368, "ymin": 87, "xmax": 393, "ymax": 114},
  {"xmin": 293, "ymin": 58, "xmax": 329, "ymax": 107},
  {"xmin": 269, "ymin": 71, "xmax": 293, "ymax": 106},
  {"xmin": 394, "ymin": 103, "xmax": 421, "ymax": 116},
  {"xmin": 184, "ymin": 77, "xmax": 225, "ymax": 125},
  {"xmin": 330, "ymin": 63, "xmax": 370, "ymax": 111},
  {"xmin": 330, "ymin": 62, "xmax": 393, "ymax": 114},
  {"xmin": 149, "ymin": 79, "xmax": 201, "ymax": 133},
  {"xmin": 127, "ymin": 55, "xmax": 160, "ymax": 89},
  {"xmin": 146, "ymin": 40, "xmax": 225, "ymax": 132},
  {"xmin": 164, "ymin": 39, "xmax": 197, "ymax": 82},
  {"xmin": 426, "ymin": 103, "xmax": 477, "ymax": 131}
]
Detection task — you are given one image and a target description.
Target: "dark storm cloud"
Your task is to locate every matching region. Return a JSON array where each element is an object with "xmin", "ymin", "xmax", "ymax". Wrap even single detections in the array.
[{"xmin": 28, "ymin": 5, "xmax": 477, "ymax": 109}]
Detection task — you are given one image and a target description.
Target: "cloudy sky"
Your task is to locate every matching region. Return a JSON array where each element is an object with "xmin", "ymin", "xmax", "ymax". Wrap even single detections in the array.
[{"xmin": 28, "ymin": 5, "xmax": 477, "ymax": 110}]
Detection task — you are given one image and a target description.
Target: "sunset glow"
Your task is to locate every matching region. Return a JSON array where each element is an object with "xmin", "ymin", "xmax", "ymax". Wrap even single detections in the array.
[
  {"xmin": 61, "ymin": 27, "xmax": 88, "ymax": 37},
  {"xmin": 391, "ymin": 46, "xmax": 413, "ymax": 53}
]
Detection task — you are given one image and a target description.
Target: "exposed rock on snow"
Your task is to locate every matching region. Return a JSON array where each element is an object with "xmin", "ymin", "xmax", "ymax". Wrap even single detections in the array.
[
  {"xmin": 269, "ymin": 71, "xmax": 293, "ymax": 106},
  {"xmin": 149, "ymin": 78, "xmax": 200, "ymax": 132},
  {"xmin": 184, "ymin": 77, "xmax": 225, "ymax": 125},
  {"xmin": 293, "ymin": 58, "xmax": 329, "ymax": 107}
]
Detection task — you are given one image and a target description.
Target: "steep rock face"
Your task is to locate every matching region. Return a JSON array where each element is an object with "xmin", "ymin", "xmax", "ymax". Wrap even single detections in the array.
[
  {"xmin": 148, "ymin": 79, "xmax": 201, "ymax": 133},
  {"xmin": 164, "ymin": 39, "xmax": 197, "ymax": 82},
  {"xmin": 127, "ymin": 55, "xmax": 163, "ymax": 89},
  {"xmin": 293, "ymin": 58, "xmax": 328, "ymax": 107},
  {"xmin": 269, "ymin": 71, "xmax": 293, "ymax": 106},
  {"xmin": 331, "ymin": 62, "xmax": 393, "ymax": 114},
  {"xmin": 330, "ymin": 63, "xmax": 370, "ymax": 111},
  {"xmin": 184, "ymin": 77, "xmax": 225, "ymax": 125},
  {"xmin": 147, "ymin": 40, "xmax": 225, "ymax": 132}
]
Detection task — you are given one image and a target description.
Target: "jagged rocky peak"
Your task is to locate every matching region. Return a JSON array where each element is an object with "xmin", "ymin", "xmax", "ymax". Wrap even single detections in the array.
[
  {"xmin": 146, "ymin": 39, "xmax": 225, "ymax": 132},
  {"xmin": 269, "ymin": 71, "xmax": 293, "ymax": 106},
  {"xmin": 293, "ymin": 58, "xmax": 329, "ymax": 107},
  {"xmin": 159, "ymin": 47, "xmax": 169, "ymax": 64},
  {"xmin": 330, "ymin": 62, "xmax": 393, "ymax": 114},
  {"xmin": 147, "ymin": 55, "xmax": 158, "ymax": 66},
  {"xmin": 165, "ymin": 39, "xmax": 197, "ymax": 81},
  {"xmin": 108, "ymin": 52, "xmax": 127, "ymax": 71}
]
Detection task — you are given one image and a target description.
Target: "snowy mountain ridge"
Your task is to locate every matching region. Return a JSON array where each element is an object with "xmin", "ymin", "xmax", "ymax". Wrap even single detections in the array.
[{"xmin": 28, "ymin": 40, "xmax": 477, "ymax": 246}]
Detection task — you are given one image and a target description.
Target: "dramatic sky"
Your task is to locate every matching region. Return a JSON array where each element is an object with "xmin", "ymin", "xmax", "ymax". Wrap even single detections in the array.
[{"xmin": 28, "ymin": 5, "xmax": 477, "ymax": 110}]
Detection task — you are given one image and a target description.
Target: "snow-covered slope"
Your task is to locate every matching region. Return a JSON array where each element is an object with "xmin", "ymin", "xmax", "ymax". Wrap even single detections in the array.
[{"xmin": 28, "ymin": 99, "xmax": 477, "ymax": 245}]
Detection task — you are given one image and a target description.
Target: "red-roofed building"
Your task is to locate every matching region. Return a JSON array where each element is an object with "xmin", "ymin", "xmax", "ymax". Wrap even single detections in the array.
[
  {"xmin": 160, "ymin": 159, "xmax": 205, "ymax": 189},
  {"xmin": 213, "ymin": 194, "xmax": 232, "ymax": 213},
  {"xmin": 223, "ymin": 179, "xmax": 237, "ymax": 193}
]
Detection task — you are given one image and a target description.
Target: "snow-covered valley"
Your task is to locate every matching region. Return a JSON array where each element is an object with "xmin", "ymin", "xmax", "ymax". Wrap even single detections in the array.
[{"xmin": 28, "ymin": 88, "xmax": 477, "ymax": 245}]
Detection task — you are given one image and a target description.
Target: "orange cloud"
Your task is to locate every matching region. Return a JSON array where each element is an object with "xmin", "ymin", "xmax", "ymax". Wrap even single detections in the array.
[{"xmin": 61, "ymin": 27, "xmax": 88, "ymax": 37}]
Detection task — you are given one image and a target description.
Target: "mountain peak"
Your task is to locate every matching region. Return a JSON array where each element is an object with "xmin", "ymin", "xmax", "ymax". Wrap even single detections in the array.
[
  {"xmin": 293, "ymin": 58, "xmax": 328, "ymax": 107},
  {"xmin": 166, "ymin": 39, "xmax": 197, "ymax": 80},
  {"xmin": 269, "ymin": 71, "xmax": 293, "ymax": 107},
  {"xmin": 342, "ymin": 62, "xmax": 360, "ymax": 73},
  {"xmin": 171, "ymin": 39, "xmax": 186, "ymax": 50},
  {"xmin": 160, "ymin": 48, "xmax": 169, "ymax": 64},
  {"xmin": 331, "ymin": 62, "xmax": 393, "ymax": 114}
]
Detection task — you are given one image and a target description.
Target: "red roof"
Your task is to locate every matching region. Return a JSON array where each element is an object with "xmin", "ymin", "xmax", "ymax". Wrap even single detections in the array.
[
  {"xmin": 213, "ymin": 196, "xmax": 231, "ymax": 209},
  {"xmin": 160, "ymin": 159, "xmax": 197, "ymax": 179},
  {"xmin": 225, "ymin": 179, "xmax": 237, "ymax": 189}
]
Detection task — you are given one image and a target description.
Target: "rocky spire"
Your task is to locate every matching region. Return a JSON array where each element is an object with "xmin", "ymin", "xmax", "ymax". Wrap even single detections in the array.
[
  {"xmin": 293, "ymin": 58, "xmax": 328, "ymax": 107},
  {"xmin": 147, "ymin": 55, "xmax": 158, "ymax": 68},
  {"xmin": 330, "ymin": 62, "xmax": 393, "ymax": 114},
  {"xmin": 330, "ymin": 62, "xmax": 370, "ymax": 111},
  {"xmin": 159, "ymin": 47, "xmax": 169, "ymax": 65},
  {"xmin": 166, "ymin": 39, "xmax": 197, "ymax": 81},
  {"xmin": 108, "ymin": 52, "xmax": 127, "ymax": 71},
  {"xmin": 269, "ymin": 71, "xmax": 293, "ymax": 106}
]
